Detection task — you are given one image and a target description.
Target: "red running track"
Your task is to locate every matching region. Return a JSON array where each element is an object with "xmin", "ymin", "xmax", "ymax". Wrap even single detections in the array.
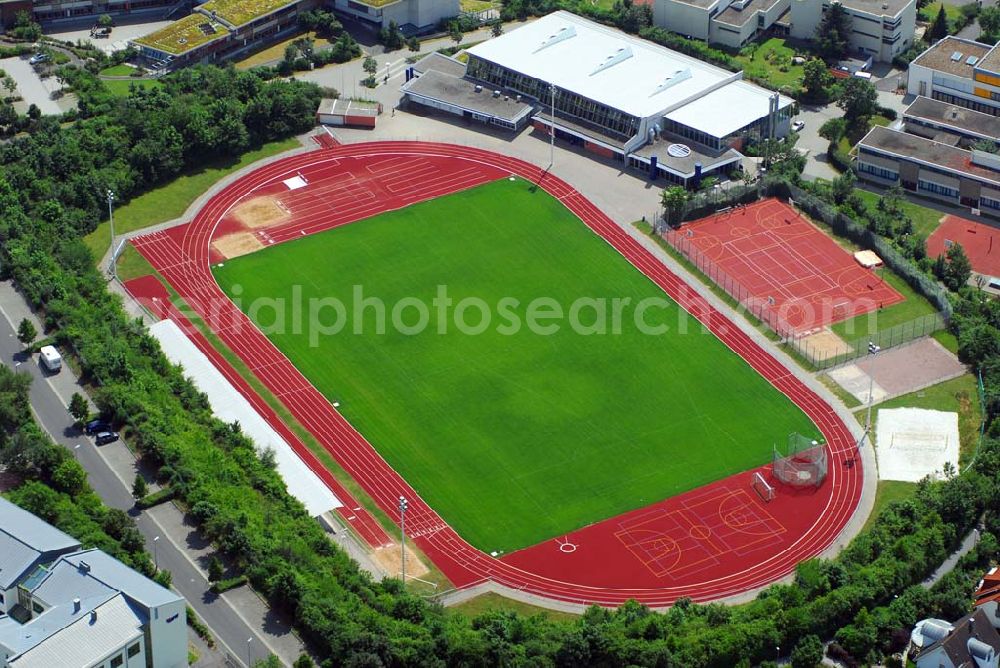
[
  {"xmin": 131, "ymin": 142, "xmax": 864, "ymax": 606},
  {"xmin": 664, "ymin": 198, "xmax": 904, "ymax": 337}
]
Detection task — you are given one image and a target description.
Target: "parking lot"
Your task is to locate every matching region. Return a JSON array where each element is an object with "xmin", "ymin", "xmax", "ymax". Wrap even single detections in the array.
[
  {"xmin": 0, "ymin": 56, "xmax": 73, "ymax": 116},
  {"xmin": 45, "ymin": 17, "xmax": 174, "ymax": 55}
]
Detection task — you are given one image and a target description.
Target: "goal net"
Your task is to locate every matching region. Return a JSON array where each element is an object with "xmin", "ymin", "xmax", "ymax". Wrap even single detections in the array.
[
  {"xmin": 751, "ymin": 471, "xmax": 775, "ymax": 502},
  {"xmin": 773, "ymin": 433, "xmax": 828, "ymax": 488}
]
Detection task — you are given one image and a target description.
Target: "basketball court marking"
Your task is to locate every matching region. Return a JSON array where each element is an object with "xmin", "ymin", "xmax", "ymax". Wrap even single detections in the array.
[{"xmin": 614, "ymin": 487, "xmax": 786, "ymax": 579}]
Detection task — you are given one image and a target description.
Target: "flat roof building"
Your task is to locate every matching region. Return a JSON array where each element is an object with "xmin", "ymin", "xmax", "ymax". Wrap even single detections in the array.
[
  {"xmin": 403, "ymin": 11, "xmax": 793, "ymax": 186},
  {"xmin": 0, "ymin": 498, "xmax": 187, "ymax": 668},
  {"xmin": 789, "ymin": 0, "xmax": 916, "ymax": 63},
  {"xmin": 908, "ymin": 36, "xmax": 1000, "ymax": 117},
  {"xmin": 654, "ymin": 0, "xmax": 792, "ymax": 50}
]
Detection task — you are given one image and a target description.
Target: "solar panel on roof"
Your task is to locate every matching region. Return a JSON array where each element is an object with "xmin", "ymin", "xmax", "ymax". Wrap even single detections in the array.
[
  {"xmin": 967, "ymin": 56, "xmax": 979, "ymax": 65},
  {"xmin": 951, "ymin": 51, "xmax": 963, "ymax": 61}
]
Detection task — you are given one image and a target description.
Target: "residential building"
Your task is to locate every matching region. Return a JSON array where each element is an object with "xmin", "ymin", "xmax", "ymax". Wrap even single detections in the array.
[
  {"xmin": 131, "ymin": 0, "xmax": 321, "ymax": 70},
  {"xmin": 908, "ymin": 36, "xmax": 1000, "ymax": 116},
  {"xmin": 789, "ymin": 0, "xmax": 915, "ymax": 62},
  {"xmin": 402, "ymin": 11, "xmax": 794, "ymax": 187},
  {"xmin": 653, "ymin": 0, "xmax": 791, "ymax": 49},
  {"xmin": 975, "ymin": 567, "xmax": 1000, "ymax": 629},
  {"xmin": 0, "ymin": 498, "xmax": 187, "ymax": 668},
  {"xmin": 855, "ymin": 101, "xmax": 1000, "ymax": 217},
  {"xmin": 331, "ymin": 0, "xmax": 458, "ymax": 34},
  {"xmin": 0, "ymin": 0, "xmax": 180, "ymax": 28},
  {"xmin": 910, "ymin": 608, "xmax": 1000, "ymax": 668}
]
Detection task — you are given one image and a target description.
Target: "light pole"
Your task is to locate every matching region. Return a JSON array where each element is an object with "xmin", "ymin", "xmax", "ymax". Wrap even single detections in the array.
[
  {"xmin": 152, "ymin": 535, "xmax": 160, "ymax": 571},
  {"xmin": 548, "ymin": 83, "xmax": 556, "ymax": 170},
  {"xmin": 860, "ymin": 340, "xmax": 880, "ymax": 449},
  {"xmin": 398, "ymin": 495, "xmax": 408, "ymax": 585},
  {"xmin": 247, "ymin": 637, "xmax": 253, "ymax": 668},
  {"xmin": 106, "ymin": 189, "xmax": 116, "ymax": 278}
]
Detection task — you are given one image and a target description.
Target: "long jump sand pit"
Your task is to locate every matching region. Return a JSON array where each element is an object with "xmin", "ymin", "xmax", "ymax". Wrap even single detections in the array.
[
  {"xmin": 212, "ymin": 231, "xmax": 265, "ymax": 260},
  {"xmin": 372, "ymin": 542, "xmax": 429, "ymax": 579},
  {"xmin": 231, "ymin": 195, "xmax": 291, "ymax": 229},
  {"xmin": 875, "ymin": 407, "xmax": 959, "ymax": 481}
]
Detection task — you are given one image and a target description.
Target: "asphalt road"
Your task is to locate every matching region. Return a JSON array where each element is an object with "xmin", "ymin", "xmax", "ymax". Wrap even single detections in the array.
[{"xmin": 0, "ymin": 284, "xmax": 277, "ymax": 668}]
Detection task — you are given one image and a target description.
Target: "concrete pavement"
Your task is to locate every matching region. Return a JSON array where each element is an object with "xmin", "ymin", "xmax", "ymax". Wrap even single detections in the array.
[{"xmin": 0, "ymin": 280, "xmax": 306, "ymax": 667}]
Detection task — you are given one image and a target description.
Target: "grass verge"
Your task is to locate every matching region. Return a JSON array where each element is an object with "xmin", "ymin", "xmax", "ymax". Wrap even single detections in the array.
[
  {"xmin": 854, "ymin": 189, "xmax": 944, "ymax": 239},
  {"xmin": 447, "ymin": 592, "xmax": 578, "ymax": 622},
  {"xmin": 860, "ymin": 480, "xmax": 917, "ymax": 534}
]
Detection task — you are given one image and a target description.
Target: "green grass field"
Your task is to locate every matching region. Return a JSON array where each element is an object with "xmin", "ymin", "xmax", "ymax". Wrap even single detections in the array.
[
  {"xmin": 102, "ymin": 78, "xmax": 163, "ymax": 97},
  {"xmin": 213, "ymin": 179, "xmax": 817, "ymax": 552},
  {"xmin": 854, "ymin": 189, "xmax": 944, "ymax": 239}
]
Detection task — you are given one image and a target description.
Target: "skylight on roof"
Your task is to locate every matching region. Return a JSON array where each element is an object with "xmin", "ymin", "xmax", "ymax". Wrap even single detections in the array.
[
  {"xmin": 591, "ymin": 46, "xmax": 633, "ymax": 75},
  {"xmin": 650, "ymin": 68, "xmax": 692, "ymax": 95},
  {"xmin": 967, "ymin": 55, "xmax": 979, "ymax": 65},
  {"xmin": 534, "ymin": 25, "xmax": 576, "ymax": 53},
  {"xmin": 951, "ymin": 51, "xmax": 963, "ymax": 61}
]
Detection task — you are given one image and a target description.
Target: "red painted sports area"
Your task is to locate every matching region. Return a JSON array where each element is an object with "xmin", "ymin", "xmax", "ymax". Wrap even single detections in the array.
[
  {"xmin": 927, "ymin": 214, "xmax": 1000, "ymax": 278},
  {"xmin": 665, "ymin": 199, "xmax": 904, "ymax": 337},
  {"xmin": 127, "ymin": 142, "xmax": 863, "ymax": 606}
]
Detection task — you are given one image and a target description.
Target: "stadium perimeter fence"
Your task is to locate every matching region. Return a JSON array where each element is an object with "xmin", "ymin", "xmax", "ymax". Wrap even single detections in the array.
[{"xmin": 653, "ymin": 178, "xmax": 951, "ymax": 370}]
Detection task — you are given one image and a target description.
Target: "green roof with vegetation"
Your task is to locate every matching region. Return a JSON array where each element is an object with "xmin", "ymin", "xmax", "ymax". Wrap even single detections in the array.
[
  {"xmin": 198, "ymin": 0, "xmax": 297, "ymax": 27},
  {"xmin": 133, "ymin": 14, "xmax": 229, "ymax": 56}
]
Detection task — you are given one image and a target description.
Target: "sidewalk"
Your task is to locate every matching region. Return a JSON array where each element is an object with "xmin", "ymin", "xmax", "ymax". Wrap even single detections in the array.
[{"xmin": 0, "ymin": 280, "xmax": 306, "ymax": 667}]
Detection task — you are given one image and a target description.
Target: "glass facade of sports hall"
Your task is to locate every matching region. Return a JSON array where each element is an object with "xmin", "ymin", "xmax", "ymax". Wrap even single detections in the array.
[{"xmin": 465, "ymin": 55, "xmax": 641, "ymax": 142}]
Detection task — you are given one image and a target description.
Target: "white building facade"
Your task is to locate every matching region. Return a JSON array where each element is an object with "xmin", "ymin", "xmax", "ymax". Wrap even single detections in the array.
[
  {"xmin": 908, "ymin": 36, "xmax": 1000, "ymax": 117},
  {"xmin": 332, "ymin": 0, "xmax": 458, "ymax": 33},
  {"xmin": 788, "ymin": 0, "xmax": 915, "ymax": 62}
]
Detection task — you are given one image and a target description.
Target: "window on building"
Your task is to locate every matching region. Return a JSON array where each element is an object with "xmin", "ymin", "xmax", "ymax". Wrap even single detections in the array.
[
  {"xmin": 858, "ymin": 161, "xmax": 898, "ymax": 181},
  {"xmin": 32, "ymin": 602, "xmax": 43, "ymax": 614},
  {"xmin": 127, "ymin": 643, "xmax": 140, "ymax": 658},
  {"xmin": 982, "ymin": 195, "xmax": 1000, "ymax": 210},
  {"xmin": 110, "ymin": 655, "xmax": 123, "ymax": 668},
  {"xmin": 917, "ymin": 179, "xmax": 958, "ymax": 198}
]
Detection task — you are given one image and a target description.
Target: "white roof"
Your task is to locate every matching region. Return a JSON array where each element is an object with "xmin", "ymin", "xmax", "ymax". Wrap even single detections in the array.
[
  {"xmin": 149, "ymin": 319, "xmax": 341, "ymax": 516},
  {"xmin": 466, "ymin": 11, "xmax": 739, "ymax": 120},
  {"xmin": 664, "ymin": 80, "xmax": 793, "ymax": 138},
  {"xmin": 10, "ymin": 594, "xmax": 142, "ymax": 668}
]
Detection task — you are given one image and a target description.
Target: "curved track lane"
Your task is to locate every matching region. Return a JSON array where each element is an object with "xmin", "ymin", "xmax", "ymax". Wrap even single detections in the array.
[{"xmin": 132, "ymin": 142, "xmax": 863, "ymax": 606}]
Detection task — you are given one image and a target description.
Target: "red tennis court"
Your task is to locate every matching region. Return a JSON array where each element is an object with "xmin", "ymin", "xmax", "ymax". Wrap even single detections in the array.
[
  {"xmin": 927, "ymin": 214, "xmax": 1000, "ymax": 278},
  {"xmin": 664, "ymin": 198, "xmax": 904, "ymax": 336}
]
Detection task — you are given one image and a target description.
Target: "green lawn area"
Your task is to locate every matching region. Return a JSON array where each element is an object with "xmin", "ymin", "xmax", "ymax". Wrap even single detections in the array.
[
  {"xmin": 99, "ymin": 64, "xmax": 135, "ymax": 76},
  {"xmin": 861, "ymin": 480, "xmax": 917, "ymax": 533},
  {"xmin": 855, "ymin": 189, "xmax": 944, "ymax": 239},
  {"xmin": 919, "ymin": 1, "xmax": 967, "ymax": 32},
  {"xmin": 213, "ymin": 178, "xmax": 818, "ymax": 553},
  {"xmin": 830, "ymin": 268, "xmax": 940, "ymax": 341},
  {"xmin": 873, "ymin": 373, "xmax": 983, "ymax": 466},
  {"xmin": 732, "ymin": 38, "xmax": 805, "ymax": 90},
  {"xmin": 83, "ymin": 138, "xmax": 300, "ymax": 261},
  {"xmin": 114, "ymin": 245, "xmax": 156, "ymax": 282},
  {"xmin": 103, "ymin": 78, "xmax": 162, "ymax": 97},
  {"xmin": 449, "ymin": 592, "xmax": 577, "ymax": 622}
]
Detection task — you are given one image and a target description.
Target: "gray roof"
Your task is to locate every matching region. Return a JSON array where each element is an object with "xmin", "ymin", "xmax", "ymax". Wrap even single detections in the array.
[
  {"xmin": 59, "ymin": 550, "xmax": 181, "ymax": 610},
  {"xmin": 912, "ymin": 36, "xmax": 992, "ymax": 79},
  {"xmin": 915, "ymin": 609, "xmax": 1000, "ymax": 665},
  {"xmin": 713, "ymin": 0, "xmax": 784, "ymax": 27},
  {"xmin": 412, "ymin": 51, "xmax": 467, "ymax": 78},
  {"xmin": 9, "ymin": 594, "xmax": 143, "ymax": 668},
  {"xmin": 837, "ymin": 0, "xmax": 910, "ymax": 16},
  {"xmin": 0, "ymin": 498, "xmax": 80, "ymax": 556},
  {"xmin": 904, "ymin": 96, "xmax": 1000, "ymax": 143},
  {"xmin": 0, "ymin": 591, "xmax": 120, "ymax": 658},
  {"xmin": 403, "ymin": 70, "xmax": 534, "ymax": 123},
  {"xmin": 633, "ymin": 133, "xmax": 742, "ymax": 178},
  {"xmin": 858, "ymin": 125, "xmax": 1000, "ymax": 187},
  {"xmin": 0, "ymin": 498, "xmax": 81, "ymax": 591},
  {"xmin": 978, "ymin": 43, "xmax": 1000, "ymax": 75}
]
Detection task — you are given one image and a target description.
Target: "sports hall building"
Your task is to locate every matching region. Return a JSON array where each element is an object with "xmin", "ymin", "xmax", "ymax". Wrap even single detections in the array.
[{"xmin": 401, "ymin": 11, "xmax": 794, "ymax": 187}]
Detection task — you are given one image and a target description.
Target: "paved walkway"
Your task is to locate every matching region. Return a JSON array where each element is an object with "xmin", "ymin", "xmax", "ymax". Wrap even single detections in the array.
[{"xmin": 923, "ymin": 527, "xmax": 980, "ymax": 589}]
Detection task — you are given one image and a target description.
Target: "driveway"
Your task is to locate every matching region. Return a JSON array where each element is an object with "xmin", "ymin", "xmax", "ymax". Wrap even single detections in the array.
[
  {"xmin": 0, "ymin": 56, "xmax": 69, "ymax": 116},
  {"xmin": 796, "ymin": 101, "xmax": 841, "ymax": 181}
]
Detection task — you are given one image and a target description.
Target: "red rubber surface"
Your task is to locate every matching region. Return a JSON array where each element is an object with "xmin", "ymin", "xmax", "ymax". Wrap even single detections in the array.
[
  {"xmin": 927, "ymin": 214, "xmax": 1000, "ymax": 278},
  {"xmin": 130, "ymin": 142, "xmax": 863, "ymax": 606},
  {"xmin": 665, "ymin": 199, "xmax": 904, "ymax": 336}
]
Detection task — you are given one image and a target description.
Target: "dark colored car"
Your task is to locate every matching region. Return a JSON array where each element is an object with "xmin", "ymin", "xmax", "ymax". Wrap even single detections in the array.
[
  {"xmin": 85, "ymin": 419, "xmax": 111, "ymax": 435},
  {"xmin": 94, "ymin": 431, "xmax": 119, "ymax": 445}
]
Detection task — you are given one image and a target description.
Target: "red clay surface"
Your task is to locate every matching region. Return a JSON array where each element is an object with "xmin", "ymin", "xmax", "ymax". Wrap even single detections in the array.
[
  {"xmin": 927, "ymin": 214, "xmax": 1000, "ymax": 278},
  {"xmin": 664, "ymin": 199, "xmax": 904, "ymax": 337},
  {"xmin": 129, "ymin": 142, "xmax": 863, "ymax": 606}
]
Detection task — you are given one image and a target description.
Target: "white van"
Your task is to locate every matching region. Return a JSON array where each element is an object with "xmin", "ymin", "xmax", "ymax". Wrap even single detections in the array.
[{"xmin": 39, "ymin": 345, "xmax": 62, "ymax": 373}]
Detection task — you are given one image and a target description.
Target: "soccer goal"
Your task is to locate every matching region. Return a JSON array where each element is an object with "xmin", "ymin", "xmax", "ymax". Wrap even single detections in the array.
[{"xmin": 751, "ymin": 471, "xmax": 776, "ymax": 502}]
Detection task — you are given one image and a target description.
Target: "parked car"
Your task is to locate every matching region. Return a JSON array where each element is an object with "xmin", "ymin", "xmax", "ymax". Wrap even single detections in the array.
[
  {"xmin": 791, "ymin": 120, "xmax": 805, "ymax": 132},
  {"xmin": 94, "ymin": 431, "xmax": 119, "ymax": 445},
  {"xmin": 85, "ymin": 418, "xmax": 111, "ymax": 435},
  {"xmin": 28, "ymin": 53, "xmax": 50, "ymax": 65}
]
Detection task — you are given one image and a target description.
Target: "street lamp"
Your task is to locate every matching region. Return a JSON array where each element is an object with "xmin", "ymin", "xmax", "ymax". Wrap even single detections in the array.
[
  {"xmin": 152, "ymin": 535, "xmax": 160, "ymax": 571},
  {"xmin": 247, "ymin": 637, "xmax": 253, "ymax": 668},
  {"xmin": 398, "ymin": 495, "xmax": 408, "ymax": 585},
  {"xmin": 548, "ymin": 83, "xmax": 556, "ymax": 170},
  {"xmin": 106, "ymin": 189, "xmax": 116, "ymax": 278},
  {"xmin": 860, "ymin": 340, "xmax": 880, "ymax": 449}
]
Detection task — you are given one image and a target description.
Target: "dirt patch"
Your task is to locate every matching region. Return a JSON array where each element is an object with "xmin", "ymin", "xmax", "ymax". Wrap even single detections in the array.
[
  {"xmin": 797, "ymin": 329, "xmax": 849, "ymax": 362},
  {"xmin": 212, "ymin": 232, "xmax": 264, "ymax": 260},
  {"xmin": 855, "ymin": 337, "xmax": 966, "ymax": 398},
  {"xmin": 232, "ymin": 196, "xmax": 290, "ymax": 229},
  {"xmin": 373, "ymin": 542, "xmax": 429, "ymax": 579}
]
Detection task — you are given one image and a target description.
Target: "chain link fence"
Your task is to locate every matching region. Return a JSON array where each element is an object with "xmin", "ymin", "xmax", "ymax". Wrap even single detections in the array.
[{"xmin": 652, "ymin": 177, "xmax": 951, "ymax": 370}]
